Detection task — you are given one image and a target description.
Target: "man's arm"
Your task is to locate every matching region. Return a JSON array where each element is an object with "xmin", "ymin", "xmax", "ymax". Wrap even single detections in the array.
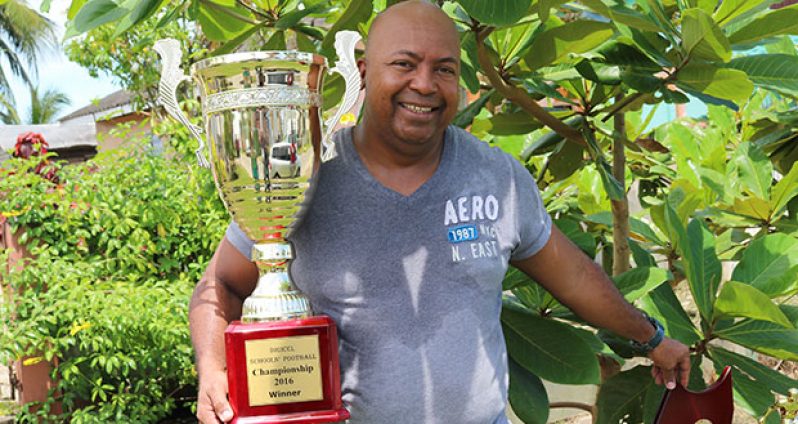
[
  {"xmin": 190, "ymin": 237, "xmax": 258, "ymax": 423},
  {"xmin": 511, "ymin": 226, "xmax": 691, "ymax": 389}
]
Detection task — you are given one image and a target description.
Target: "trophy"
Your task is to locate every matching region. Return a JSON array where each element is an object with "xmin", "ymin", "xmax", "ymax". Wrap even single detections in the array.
[{"xmin": 154, "ymin": 31, "xmax": 362, "ymax": 423}]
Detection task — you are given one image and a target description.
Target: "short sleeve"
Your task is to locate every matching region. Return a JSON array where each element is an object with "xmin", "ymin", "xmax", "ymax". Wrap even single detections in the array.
[
  {"xmin": 225, "ymin": 220, "xmax": 255, "ymax": 260},
  {"xmin": 509, "ymin": 158, "xmax": 552, "ymax": 261}
]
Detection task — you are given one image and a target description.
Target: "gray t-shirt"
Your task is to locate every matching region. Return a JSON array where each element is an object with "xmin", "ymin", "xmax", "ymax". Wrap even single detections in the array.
[{"xmin": 225, "ymin": 126, "xmax": 552, "ymax": 424}]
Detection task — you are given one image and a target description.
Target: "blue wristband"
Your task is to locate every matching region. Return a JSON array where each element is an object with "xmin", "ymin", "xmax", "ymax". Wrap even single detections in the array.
[{"xmin": 630, "ymin": 314, "xmax": 665, "ymax": 355}]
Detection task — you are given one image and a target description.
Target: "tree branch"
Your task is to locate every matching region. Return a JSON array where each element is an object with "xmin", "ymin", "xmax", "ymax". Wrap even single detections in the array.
[
  {"xmin": 236, "ymin": 0, "xmax": 274, "ymax": 21},
  {"xmin": 611, "ymin": 97, "xmax": 630, "ymax": 276},
  {"xmin": 549, "ymin": 401, "xmax": 595, "ymax": 414},
  {"xmin": 601, "ymin": 92, "xmax": 644, "ymax": 122},
  {"xmin": 475, "ymin": 27, "xmax": 586, "ymax": 147},
  {"xmin": 200, "ymin": 0, "xmax": 262, "ymax": 26}
]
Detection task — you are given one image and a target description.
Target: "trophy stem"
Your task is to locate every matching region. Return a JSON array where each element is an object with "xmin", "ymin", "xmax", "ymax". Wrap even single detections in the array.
[{"xmin": 241, "ymin": 242, "xmax": 312, "ymax": 323}]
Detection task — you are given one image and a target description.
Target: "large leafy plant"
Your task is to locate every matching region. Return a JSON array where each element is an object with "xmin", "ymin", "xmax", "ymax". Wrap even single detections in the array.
[{"xmin": 0, "ymin": 125, "xmax": 227, "ymax": 422}]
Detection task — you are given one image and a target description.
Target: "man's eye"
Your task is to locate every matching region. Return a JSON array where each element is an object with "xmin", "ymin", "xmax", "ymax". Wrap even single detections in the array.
[
  {"xmin": 438, "ymin": 67, "xmax": 456, "ymax": 75},
  {"xmin": 392, "ymin": 61, "xmax": 413, "ymax": 68}
]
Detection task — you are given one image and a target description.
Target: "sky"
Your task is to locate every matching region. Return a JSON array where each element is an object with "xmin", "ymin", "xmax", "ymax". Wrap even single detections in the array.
[{"xmin": 6, "ymin": 0, "xmax": 119, "ymax": 122}]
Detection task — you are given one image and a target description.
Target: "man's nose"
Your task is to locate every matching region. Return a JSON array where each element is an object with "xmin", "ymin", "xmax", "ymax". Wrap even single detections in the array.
[{"xmin": 408, "ymin": 66, "xmax": 437, "ymax": 95}]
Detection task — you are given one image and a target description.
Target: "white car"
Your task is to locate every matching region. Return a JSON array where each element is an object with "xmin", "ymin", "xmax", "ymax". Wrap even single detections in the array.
[{"xmin": 268, "ymin": 142, "xmax": 301, "ymax": 179}]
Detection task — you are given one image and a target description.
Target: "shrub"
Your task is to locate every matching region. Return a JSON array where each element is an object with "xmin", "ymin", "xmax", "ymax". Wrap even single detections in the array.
[{"xmin": 0, "ymin": 125, "xmax": 227, "ymax": 422}]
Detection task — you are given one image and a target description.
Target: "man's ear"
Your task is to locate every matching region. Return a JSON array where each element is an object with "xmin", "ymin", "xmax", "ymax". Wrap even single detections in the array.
[{"xmin": 357, "ymin": 59, "xmax": 366, "ymax": 90}]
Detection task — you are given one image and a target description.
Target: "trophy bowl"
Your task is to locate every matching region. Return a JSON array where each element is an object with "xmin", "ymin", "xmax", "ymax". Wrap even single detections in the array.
[{"xmin": 155, "ymin": 32, "xmax": 361, "ymax": 423}]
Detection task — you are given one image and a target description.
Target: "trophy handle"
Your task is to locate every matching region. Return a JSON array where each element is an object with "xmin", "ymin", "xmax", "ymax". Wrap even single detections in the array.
[
  {"xmin": 322, "ymin": 30, "xmax": 363, "ymax": 161},
  {"xmin": 153, "ymin": 38, "xmax": 210, "ymax": 168}
]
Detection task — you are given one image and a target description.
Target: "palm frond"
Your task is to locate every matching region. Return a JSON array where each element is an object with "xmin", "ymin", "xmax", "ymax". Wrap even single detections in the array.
[
  {"xmin": 29, "ymin": 86, "xmax": 70, "ymax": 124},
  {"xmin": 0, "ymin": 91, "xmax": 21, "ymax": 125}
]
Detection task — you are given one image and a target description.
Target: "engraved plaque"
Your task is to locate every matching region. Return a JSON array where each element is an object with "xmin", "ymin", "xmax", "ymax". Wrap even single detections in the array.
[{"xmin": 245, "ymin": 335, "xmax": 323, "ymax": 406}]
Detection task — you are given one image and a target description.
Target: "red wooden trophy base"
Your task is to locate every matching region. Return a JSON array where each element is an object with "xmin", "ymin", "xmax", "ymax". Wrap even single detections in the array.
[
  {"xmin": 653, "ymin": 366, "xmax": 733, "ymax": 424},
  {"xmin": 225, "ymin": 316, "xmax": 349, "ymax": 424}
]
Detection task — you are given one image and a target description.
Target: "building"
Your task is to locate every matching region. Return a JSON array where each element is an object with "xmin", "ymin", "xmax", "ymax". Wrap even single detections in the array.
[{"xmin": 58, "ymin": 89, "xmax": 152, "ymax": 152}]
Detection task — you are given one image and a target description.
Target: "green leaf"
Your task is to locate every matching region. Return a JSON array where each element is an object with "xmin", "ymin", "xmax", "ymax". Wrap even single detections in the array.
[
  {"xmin": 322, "ymin": 0, "xmax": 371, "ymax": 54},
  {"xmin": 732, "ymin": 142, "xmax": 772, "ymax": 200},
  {"xmin": 322, "ymin": 72, "xmax": 345, "ymax": 111},
  {"xmin": 575, "ymin": 61, "xmax": 622, "ymax": 85},
  {"xmin": 504, "ymin": 266, "xmax": 535, "ymax": 291},
  {"xmin": 612, "ymin": 267, "xmax": 671, "ymax": 303},
  {"xmin": 771, "ymin": 162, "xmax": 798, "ymax": 216},
  {"xmin": 275, "ymin": 3, "xmax": 328, "ymax": 29},
  {"xmin": 549, "ymin": 138, "xmax": 585, "ymax": 181},
  {"xmin": 763, "ymin": 409, "xmax": 783, "ymax": 424},
  {"xmin": 213, "ymin": 23, "xmax": 266, "ymax": 56},
  {"xmin": 488, "ymin": 111, "xmax": 542, "ymax": 136},
  {"xmin": 682, "ymin": 8, "xmax": 732, "ymax": 62},
  {"xmin": 295, "ymin": 32, "xmax": 317, "ymax": 53},
  {"xmin": 713, "ymin": 0, "xmax": 763, "ymax": 26},
  {"xmin": 640, "ymin": 284, "xmax": 703, "ymax": 345},
  {"xmin": 708, "ymin": 346, "xmax": 798, "ymax": 395},
  {"xmin": 710, "ymin": 358, "xmax": 774, "ymax": 418},
  {"xmin": 713, "ymin": 281, "xmax": 794, "ymax": 328},
  {"xmin": 607, "ymin": 4, "xmax": 663, "ymax": 32},
  {"xmin": 453, "ymin": 89, "xmax": 494, "ymax": 128},
  {"xmin": 524, "ymin": 21, "xmax": 615, "ymax": 70},
  {"xmin": 67, "ymin": 0, "xmax": 128, "ymax": 37},
  {"xmin": 681, "ymin": 219, "xmax": 722, "ymax": 323},
  {"xmin": 596, "ymin": 159, "xmax": 625, "ymax": 201},
  {"xmin": 781, "ymin": 304, "xmax": 798, "ymax": 326},
  {"xmin": 198, "ymin": 1, "xmax": 254, "ymax": 42},
  {"xmin": 67, "ymin": 0, "xmax": 88, "ymax": 19},
  {"xmin": 585, "ymin": 212, "xmax": 664, "ymax": 244},
  {"xmin": 731, "ymin": 197, "xmax": 772, "ymax": 224},
  {"xmin": 630, "ymin": 239, "xmax": 656, "ymax": 267},
  {"xmin": 501, "ymin": 301, "xmax": 601, "ymax": 384},
  {"xmin": 263, "ymin": 30, "xmax": 287, "ymax": 50},
  {"xmin": 716, "ymin": 319, "xmax": 798, "ymax": 360},
  {"xmin": 731, "ymin": 233, "xmax": 798, "ymax": 298},
  {"xmin": 459, "ymin": 61, "xmax": 480, "ymax": 94},
  {"xmin": 726, "ymin": 54, "xmax": 798, "ymax": 98},
  {"xmin": 727, "ymin": 8, "xmax": 798, "ymax": 45},
  {"xmin": 513, "ymin": 283, "xmax": 556, "ymax": 311},
  {"xmin": 112, "ymin": 0, "xmax": 162, "ymax": 37},
  {"xmin": 766, "ymin": 35, "xmax": 798, "ymax": 56},
  {"xmin": 598, "ymin": 40, "xmax": 661, "ymax": 69},
  {"xmin": 508, "ymin": 357, "xmax": 549, "ymax": 424},
  {"xmin": 595, "ymin": 365, "xmax": 664, "ymax": 424},
  {"xmin": 622, "ymin": 27, "xmax": 673, "ymax": 66},
  {"xmin": 555, "ymin": 218, "xmax": 596, "ymax": 258},
  {"xmin": 455, "ymin": 0, "xmax": 532, "ymax": 27},
  {"xmin": 675, "ymin": 63, "xmax": 754, "ymax": 107}
]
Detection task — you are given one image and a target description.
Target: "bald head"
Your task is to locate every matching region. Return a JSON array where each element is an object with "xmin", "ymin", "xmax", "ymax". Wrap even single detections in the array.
[{"xmin": 365, "ymin": 0, "xmax": 460, "ymax": 60}]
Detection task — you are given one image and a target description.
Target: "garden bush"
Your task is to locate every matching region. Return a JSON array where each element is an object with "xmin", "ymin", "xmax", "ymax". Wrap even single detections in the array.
[{"xmin": 0, "ymin": 125, "xmax": 227, "ymax": 423}]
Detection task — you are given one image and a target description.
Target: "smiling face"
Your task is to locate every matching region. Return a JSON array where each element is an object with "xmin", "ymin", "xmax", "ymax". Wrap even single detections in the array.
[{"xmin": 359, "ymin": 1, "xmax": 461, "ymax": 152}]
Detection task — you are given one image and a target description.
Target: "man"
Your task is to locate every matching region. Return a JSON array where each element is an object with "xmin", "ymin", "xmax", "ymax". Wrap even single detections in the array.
[{"xmin": 191, "ymin": 1, "xmax": 691, "ymax": 423}]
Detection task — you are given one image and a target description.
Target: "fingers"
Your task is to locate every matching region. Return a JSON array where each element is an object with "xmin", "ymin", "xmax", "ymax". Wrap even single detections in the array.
[
  {"xmin": 212, "ymin": 392, "xmax": 234, "ymax": 423},
  {"xmin": 661, "ymin": 365, "xmax": 676, "ymax": 390},
  {"xmin": 651, "ymin": 366, "xmax": 663, "ymax": 386},
  {"xmin": 678, "ymin": 354, "xmax": 691, "ymax": 388},
  {"xmin": 196, "ymin": 379, "xmax": 234, "ymax": 424},
  {"xmin": 648, "ymin": 338, "xmax": 691, "ymax": 390},
  {"xmin": 196, "ymin": 394, "xmax": 223, "ymax": 424}
]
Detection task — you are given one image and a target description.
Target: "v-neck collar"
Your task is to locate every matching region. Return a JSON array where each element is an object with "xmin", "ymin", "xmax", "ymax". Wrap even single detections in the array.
[{"xmin": 338, "ymin": 126, "xmax": 456, "ymax": 203}]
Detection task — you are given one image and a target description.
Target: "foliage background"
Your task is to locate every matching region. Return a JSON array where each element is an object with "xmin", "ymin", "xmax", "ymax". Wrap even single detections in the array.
[
  {"xmin": 3, "ymin": 0, "xmax": 798, "ymax": 422},
  {"xmin": 0, "ymin": 124, "xmax": 227, "ymax": 422}
]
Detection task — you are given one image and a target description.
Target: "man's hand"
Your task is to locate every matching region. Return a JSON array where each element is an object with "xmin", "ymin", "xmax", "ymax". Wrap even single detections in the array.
[
  {"xmin": 196, "ymin": 369, "xmax": 234, "ymax": 424},
  {"xmin": 648, "ymin": 337, "xmax": 691, "ymax": 390}
]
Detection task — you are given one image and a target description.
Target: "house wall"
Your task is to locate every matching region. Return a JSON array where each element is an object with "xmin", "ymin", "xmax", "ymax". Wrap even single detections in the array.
[{"xmin": 95, "ymin": 112, "xmax": 152, "ymax": 151}]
